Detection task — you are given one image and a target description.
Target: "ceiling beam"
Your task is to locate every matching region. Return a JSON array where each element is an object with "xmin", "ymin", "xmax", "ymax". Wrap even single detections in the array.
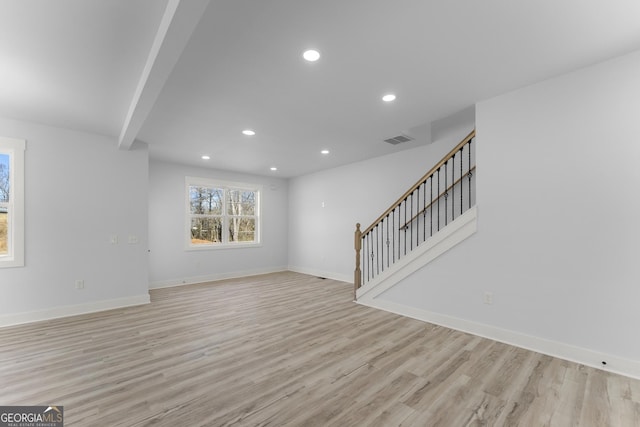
[{"xmin": 118, "ymin": 0, "xmax": 210, "ymax": 150}]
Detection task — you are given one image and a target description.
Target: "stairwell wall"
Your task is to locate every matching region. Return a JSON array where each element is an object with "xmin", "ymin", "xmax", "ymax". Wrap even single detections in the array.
[
  {"xmin": 377, "ymin": 49, "xmax": 640, "ymax": 371},
  {"xmin": 287, "ymin": 123, "xmax": 473, "ymax": 282}
]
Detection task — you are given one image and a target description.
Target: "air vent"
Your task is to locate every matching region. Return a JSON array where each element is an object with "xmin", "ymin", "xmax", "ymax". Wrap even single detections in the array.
[{"xmin": 384, "ymin": 134, "xmax": 414, "ymax": 145}]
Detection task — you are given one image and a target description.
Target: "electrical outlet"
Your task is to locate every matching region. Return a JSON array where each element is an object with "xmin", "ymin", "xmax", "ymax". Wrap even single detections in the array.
[
  {"xmin": 483, "ymin": 291, "xmax": 493, "ymax": 305},
  {"xmin": 110, "ymin": 235, "xmax": 118, "ymax": 244},
  {"xmin": 128, "ymin": 235, "xmax": 139, "ymax": 244},
  {"xmin": 75, "ymin": 280, "xmax": 85, "ymax": 290}
]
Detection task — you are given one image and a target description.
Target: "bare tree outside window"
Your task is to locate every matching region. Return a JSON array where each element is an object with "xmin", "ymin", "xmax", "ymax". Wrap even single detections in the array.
[
  {"xmin": 227, "ymin": 190, "xmax": 256, "ymax": 242},
  {"xmin": 188, "ymin": 182, "xmax": 259, "ymax": 246},
  {"xmin": 189, "ymin": 186, "xmax": 223, "ymax": 244}
]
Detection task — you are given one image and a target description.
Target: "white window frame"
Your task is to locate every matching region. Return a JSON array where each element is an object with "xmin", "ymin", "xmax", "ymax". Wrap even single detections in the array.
[
  {"xmin": 0, "ymin": 136, "xmax": 25, "ymax": 268},
  {"xmin": 185, "ymin": 176, "xmax": 261, "ymax": 250}
]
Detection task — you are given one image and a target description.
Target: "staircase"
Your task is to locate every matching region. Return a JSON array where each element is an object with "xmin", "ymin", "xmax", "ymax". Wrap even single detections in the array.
[{"xmin": 354, "ymin": 130, "xmax": 477, "ymax": 301}]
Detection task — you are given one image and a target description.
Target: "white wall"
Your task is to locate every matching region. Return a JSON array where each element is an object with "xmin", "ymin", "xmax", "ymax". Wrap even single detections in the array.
[
  {"xmin": 148, "ymin": 160, "xmax": 289, "ymax": 287},
  {"xmin": 0, "ymin": 117, "xmax": 149, "ymax": 325},
  {"xmin": 378, "ymin": 50, "xmax": 640, "ymax": 369},
  {"xmin": 288, "ymin": 123, "xmax": 473, "ymax": 282}
]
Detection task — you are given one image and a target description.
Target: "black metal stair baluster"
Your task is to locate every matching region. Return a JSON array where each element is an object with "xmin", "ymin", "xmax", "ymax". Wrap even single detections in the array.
[
  {"xmin": 423, "ymin": 180, "xmax": 427, "ymax": 243},
  {"xmin": 369, "ymin": 232, "xmax": 373, "ymax": 282},
  {"xmin": 379, "ymin": 223, "xmax": 382, "ymax": 274},
  {"xmin": 451, "ymin": 153, "xmax": 455, "ymax": 221},
  {"xmin": 410, "ymin": 193, "xmax": 414, "ymax": 251},
  {"xmin": 460, "ymin": 147, "xmax": 464, "ymax": 215},
  {"xmin": 365, "ymin": 233, "xmax": 368, "ymax": 282},
  {"xmin": 370, "ymin": 233, "xmax": 375, "ymax": 279},
  {"xmin": 416, "ymin": 186, "xmax": 419, "ymax": 248},
  {"xmin": 369, "ymin": 232, "xmax": 373, "ymax": 281},
  {"xmin": 375, "ymin": 225, "xmax": 379, "ymax": 276},
  {"xmin": 444, "ymin": 160, "xmax": 448, "ymax": 226},
  {"xmin": 392, "ymin": 208, "xmax": 396, "ymax": 264},
  {"xmin": 437, "ymin": 168, "xmax": 440, "ymax": 232},
  {"xmin": 365, "ymin": 233, "xmax": 369, "ymax": 282},
  {"xmin": 430, "ymin": 175, "xmax": 433, "ymax": 237},
  {"xmin": 403, "ymin": 198, "xmax": 407, "ymax": 256},
  {"xmin": 386, "ymin": 214, "xmax": 390, "ymax": 269},
  {"xmin": 380, "ymin": 219, "xmax": 384, "ymax": 273},
  {"xmin": 398, "ymin": 202, "xmax": 402, "ymax": 258},
  {"xmin": 361, "ymin": 236, "xmax": 365, "ymax": 286},
  {"xmin": 468, "ymin": 139, "xmax": 472, "ymax": 208},
  {"xmin": 363, "ymin": 233, "xmax": 366, "ymax": 284},
  {"xmin": 398, "ymin": 205, "xmax": 402, "ymax": 261}
]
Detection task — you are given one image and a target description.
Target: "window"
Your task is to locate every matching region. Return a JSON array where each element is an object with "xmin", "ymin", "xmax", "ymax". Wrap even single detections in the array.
[
  {"xmin": 186, "ymin": 177, "xmax": 260, "ymax": 249},
  {"xmin": 0, "ymin": 136, "xmax": 25, "ymax": 268}
]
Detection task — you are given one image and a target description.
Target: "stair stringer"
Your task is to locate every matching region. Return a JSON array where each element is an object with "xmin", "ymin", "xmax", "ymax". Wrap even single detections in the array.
[{"xmin": 356, "ymin": 205, "xmax": 477, "ymax": 303}]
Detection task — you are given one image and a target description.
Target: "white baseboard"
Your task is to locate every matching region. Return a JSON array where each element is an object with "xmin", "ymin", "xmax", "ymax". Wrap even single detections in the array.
[
  {"xmin": 357, "ymin": 205, "xmax": 477, "ymax": 301},
  {"xmin": 149, "ymin": 266, "xmax": 289, "ymax": 289},
  {"xmin": 359, "ymin": 297, "xmax": 640, "ymax": 380},
  {"xmin": 287, "ymin": 266, "xmax": 352, "ymax": 284},
  {"xmin": 0, "ymin": 293, "xmax": 151, "ymax": 328}
]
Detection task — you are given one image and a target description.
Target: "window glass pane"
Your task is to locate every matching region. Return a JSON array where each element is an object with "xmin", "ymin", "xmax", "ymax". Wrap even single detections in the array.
[
  {"xmin": 228, "ymin": 217, "xmax": 255, "ymax": 242},
  {"xmin": 186, "ymin": 179, "xmax": 260, "ymax": 248},
  {"xmin": 0, "ymin": 153, "xmax": 8, "ymax": 203},
  {"xmin": 0, "ymin": 153, "xmax": 9, "ymax": 255},
  {"xmin": 227, "ymin": 190, "xmax": 255, "ymax": 216},
  {"xmin": 191, "ymin": 217, "xmax": 222, "ymax": 244},
  {"xmin": 190, "ymin": 186, "xmax": 223, "ymax": 215}
]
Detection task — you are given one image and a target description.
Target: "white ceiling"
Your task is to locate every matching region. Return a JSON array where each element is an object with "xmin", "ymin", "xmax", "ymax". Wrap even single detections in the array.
[
  {"xmin": 0, "ymin": 0, "xmax": 169, "ymax": 136},
  {"xmin": 2, "ymin": 0, "xmax": 640, "ymax": 177}
]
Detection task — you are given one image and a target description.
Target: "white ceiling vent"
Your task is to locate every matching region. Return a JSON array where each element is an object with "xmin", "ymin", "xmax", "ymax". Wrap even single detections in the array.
[{"xmin": 384, "ymin": 134, "xmax": 414, "ymax": 145}]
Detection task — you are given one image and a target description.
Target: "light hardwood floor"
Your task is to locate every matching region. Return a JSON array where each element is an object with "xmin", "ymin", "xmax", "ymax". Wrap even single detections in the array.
[{"xmin": 1, "ymin": 271, "xmax": 639, "ymax": 426}]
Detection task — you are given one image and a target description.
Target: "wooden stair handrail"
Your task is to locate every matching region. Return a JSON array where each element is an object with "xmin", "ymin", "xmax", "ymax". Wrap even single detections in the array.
[
  {"xmin": 361, "ymin": 129, "xmax": 475, "ymax": 236},
  {"xmin": 399, "ymin": 166, "xmax": 476, "ymax": 231}
]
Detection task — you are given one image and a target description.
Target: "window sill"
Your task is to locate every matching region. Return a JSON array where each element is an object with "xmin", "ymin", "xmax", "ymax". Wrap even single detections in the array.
[
  {"xmin": 185, "ymin": 242, "xmax": 263, "ymax": 251},
  {"xmin": 0, "ymin": 257, "xmax": 25, "ymax": 268}
]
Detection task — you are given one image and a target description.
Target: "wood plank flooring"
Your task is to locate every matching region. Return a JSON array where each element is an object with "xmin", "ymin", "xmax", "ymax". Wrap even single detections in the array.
[{"xmin": 1, "ymin": 271, "xmax": 639, "ymax": 426}]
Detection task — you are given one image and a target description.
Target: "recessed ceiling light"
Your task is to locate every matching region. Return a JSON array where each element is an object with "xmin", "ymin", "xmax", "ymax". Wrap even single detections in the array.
[
  {"xmin": 270, "ymin": 167, "xmax": 278, "ymax": 171},
  {"xmin": 242, "ymin": 129, "xmax": 256, "ymax": 136},
  {"xmin": 321, "ymin": 150, "xmax": 330, "ymax": 155},
  {"xmin": 382, "ymin": 94, "xmax": 396, "ymax": 102},
  {"xmin": 303, "ymin": 49, "xmax": 320, "ymax": 62},
  {"xmin": 201, "ymin": 155, "xmax": 210, "ymax": 160}
]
